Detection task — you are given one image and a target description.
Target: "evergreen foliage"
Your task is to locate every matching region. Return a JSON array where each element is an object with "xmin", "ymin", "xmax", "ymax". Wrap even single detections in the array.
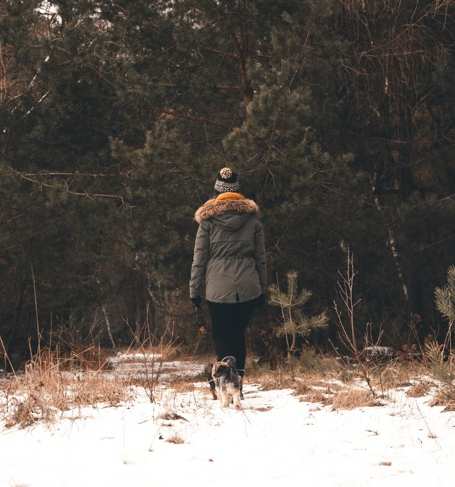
[
  {"xmin": 435, "ymin": 266, "xmax": 455, "ymax": 325},
  {"xmin": 269, "ymin": 271, "xmax": 328, "ymax": 360},
  {"xmin": 0, "ymin": 0, "xmax": 454, "ymax": 359}
]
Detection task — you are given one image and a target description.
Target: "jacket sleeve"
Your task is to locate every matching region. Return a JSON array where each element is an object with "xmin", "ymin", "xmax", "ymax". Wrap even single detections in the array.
[
  {"xmin": 254, "ymin": 220, "xmax": 267, "ymax": 294},
  {"xmin": 189, "ymin": 221, "xmax": 210, "ymax": 299}
]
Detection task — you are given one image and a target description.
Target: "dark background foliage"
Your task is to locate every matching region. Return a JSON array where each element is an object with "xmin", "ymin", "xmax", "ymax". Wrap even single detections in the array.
[{"xmin": 1, "ymin": 0, "xmax": 454, "ymax": 362}]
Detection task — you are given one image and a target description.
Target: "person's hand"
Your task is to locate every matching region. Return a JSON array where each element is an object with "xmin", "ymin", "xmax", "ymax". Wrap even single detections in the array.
[
  {"xmin": 198, "ymin": 325, "xmax": 207, "ymax": 336},
  {"xmin": 256, "ymin": 294, "xmax": 267, "ymax": 306},
  {"xmin": 191, "ymin": 296, "xmax": 202, "ymax": 308}
]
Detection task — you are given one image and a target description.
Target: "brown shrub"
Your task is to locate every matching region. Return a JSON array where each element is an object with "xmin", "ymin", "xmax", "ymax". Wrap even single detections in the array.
[
  {"xmin": 300, "ymin": 390, "xmax": 331, "ymax": 405},
  {"xmin": 249, "ymin": 368, "xmax": 297, "ymax": 391},
  {"xmin": 430, "ymin": 386, "xmax": 455, "ymax": 411},
  {"xmin": 166, "ymin": 434, "xmax": 185, "ymax": 444},
  {"xmin": 406, "ymin": 381, "xmax": 432, "ymax": 398},
  {"xmin": 332, "ymin": 389, "xmax": 381, "ymax": 410},
  {"xmin": 1, "ymin": 352, "xmax": 132, "ymax": 428}
]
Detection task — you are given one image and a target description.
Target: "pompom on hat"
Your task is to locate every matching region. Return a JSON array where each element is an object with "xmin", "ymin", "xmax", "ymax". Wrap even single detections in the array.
[{"xmin": 214, "ymin": 167, "xmax": 240, "ymax": 193}]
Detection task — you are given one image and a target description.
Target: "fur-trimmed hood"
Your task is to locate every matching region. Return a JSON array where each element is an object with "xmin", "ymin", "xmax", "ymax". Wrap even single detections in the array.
[
  {"xmin": 194, "ymin": 194, "xmax": 259, "ymax": 225},
  {"xmin": 190, "ymin": 192, "xmax": 267, "ymax": 303}
]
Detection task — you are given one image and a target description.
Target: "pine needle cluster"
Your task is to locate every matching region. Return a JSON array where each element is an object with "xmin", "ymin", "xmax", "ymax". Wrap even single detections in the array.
[
  {"xmin": 435, "ymin": 266, "xmax": 455, "ymax": 325},
  {"xmin": 269, "ymin": 271, "xmax": 328, "ymax": 360},
  {"xmin": 434, "ymin": 265, "xmax": 455, "ymax": 354}
]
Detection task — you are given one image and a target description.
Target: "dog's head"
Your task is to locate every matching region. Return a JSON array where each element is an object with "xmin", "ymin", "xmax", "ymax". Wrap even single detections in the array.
[
  {"xmin": 221, "ymin": 355, "xmax": 237, "ymax": 368},
  {"xmin": 211, "ymin": 356, "xmax": 238, "ymax": 378},
  {"xmin": 211, "ymin": 361, "xmax": 230, "ymax": 378}
]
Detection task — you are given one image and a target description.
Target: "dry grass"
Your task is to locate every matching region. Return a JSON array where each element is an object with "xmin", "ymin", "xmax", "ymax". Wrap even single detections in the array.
[
  {"xmin": 249, "ymin": 405, "xmax": 273, "ymax": 412},
  {"xmin": 300, "ymin": 390, "xmax": 331, "ymax": 405},
  {"xmin": 166, "ymin": 434, "xmax": 185, "ymax": 444},
  {"xmin": 0, "ymin": 351, "xmax": 133, "ymax": 428},
  {"xmin": 368, "ymin": 361, "xmax": 427, "ymax": 399},
  {"xmin": 127, "ymin": 352, "xmax": 455, "ymax": 414},
  {"xmin": 173, "ymin": 353, "xmax": 455, "ymax": 412},
  {"xmin": 248, "ymin": 355, "xmax": 342, "ymax": 391},
  {"xmin": 111, "ymin": 340, "xmax": 183, "ymax": 403},
  {"xmin": 167, "ymin": 380, "xmax": 198, "ymax": 394},
  {"xmin": 58, "ymin": 346, "xmax": 115, "ymax": 371},
  {"xmin": 423, "ymin": 339, "xmax": 454, "ymax": 382},
  {"xmin": 416, "ymin": 338, "xmax": 455, "ymax": 410},
  {"xmin": 298, "ymin": 351, "xmax": 341, "ymax": 374},
  {"xmin": 71, "ymin": 373, "xmax": 128, "ymax": 406},
  {"xmin": 331, "ymin": 389, "xmax": 381, "ymax": 410},
  {"xmin": 430, "ymin": 386, "xmax": 455, "ymax": 411},
  {"xmin": 248, "ymin": 368, "xmax": 298, "ymax": 391},
  {"xmin": 0, "ymin": 338, "xmax": 186, "ymax": 429},
  {"xmin": 406, "ymin": 381, "xmax": 433, "ymax": 398},
  {"xmin": 115, "ymin": 343, "xmax": 180, "ymax": 363},
  {"xmin": 293, "ymin": 380, "xmax": 311, "ymax": 396},
  {"xmin": 248, "ymin": 361, "xmax": 382, "ymax": 408},
  {"xmin": 4, "ymin": 343, "xmax": 454, "ymax": 430}
]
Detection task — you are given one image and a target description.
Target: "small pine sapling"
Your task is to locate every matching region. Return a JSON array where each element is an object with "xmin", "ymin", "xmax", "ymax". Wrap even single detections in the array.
[
  {"xmin": 435, "ymin": 265, "xmax": 455, "ymax": 355},
  {"xmin": 269, "ymin": 271, "xmax": 328, "ymax": 362}
]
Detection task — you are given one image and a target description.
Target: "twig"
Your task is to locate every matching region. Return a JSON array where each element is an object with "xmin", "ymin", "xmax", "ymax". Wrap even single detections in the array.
[
  {"xmin": 0, "ymin": 336, "xmax": 17, "ymax": 378},
  {"xmin": 31, "ymin": 263, "xmax": 41, "ymax": 362},
  {"xmin": 334, "ymin": 247, "xmax": 377, "ymax": 397},
  {"xmin": 101, "ymin": 305, "xmax": 116, "ymax": 350},
  {"xmin": 2, "ymin": 168, "xmax": 126, "ymax": 205}
]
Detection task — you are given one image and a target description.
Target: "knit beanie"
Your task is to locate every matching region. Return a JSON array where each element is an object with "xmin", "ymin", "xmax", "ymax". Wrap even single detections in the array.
[{"xmin": 214, "ymin": 167, "xmax": 240, "ymax": 193}]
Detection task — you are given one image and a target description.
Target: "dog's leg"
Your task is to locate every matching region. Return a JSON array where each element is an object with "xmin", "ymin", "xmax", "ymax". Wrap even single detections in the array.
[
  {"xmin": 208, "ymin": 377, "xmax": 217, "ymax": 400},
  {"xmin": 226, "ymin": 384, "xmax": 241, "ymax": 409},
  {"xmin": 206, "ymin": 363, "xmax": 218, "ymax": 400},
  {"xmin": 220, "ymin": 389, "xmax": 229, "ymax": 408},
  {"xmin": 229, "ymin": 383, "xmax": 241, "ymax": 409},
  {"xmin": 232, "ymin": 391, "xmax": 241, "ymax": 409},
  {"xmin": 223, "ymin": 393, "xmax": 230, "ymax": 408}
]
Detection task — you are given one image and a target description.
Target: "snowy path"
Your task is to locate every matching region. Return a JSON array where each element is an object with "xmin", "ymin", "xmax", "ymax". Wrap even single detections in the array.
[{"xmin": 1, "ymin": 382, "xmax": 455, "ymax": 487}]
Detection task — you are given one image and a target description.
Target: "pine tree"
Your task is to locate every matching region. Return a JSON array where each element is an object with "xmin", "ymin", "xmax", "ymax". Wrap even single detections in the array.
[
  {"xmin": 269, "ymin": 271, "xmax": 328, "ymax": 361},
  {"xmin": 435, "ymin": 266, "xmax": 455, "ymax": 352},
  {"xmin": 222, "ymin": 10, "xmax": 362, "ymax": 307}
]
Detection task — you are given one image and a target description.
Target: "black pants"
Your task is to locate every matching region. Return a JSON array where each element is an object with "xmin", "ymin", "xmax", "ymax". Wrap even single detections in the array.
[{"xmin": 207, "ymin": 299, "xmax": 257, "ymax": 376}]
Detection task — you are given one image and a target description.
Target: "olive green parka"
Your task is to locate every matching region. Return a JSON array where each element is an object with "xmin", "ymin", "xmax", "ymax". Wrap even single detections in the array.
[{"xmin": 189, "ymin": 193, "xmax": 267, "ymax": 303}]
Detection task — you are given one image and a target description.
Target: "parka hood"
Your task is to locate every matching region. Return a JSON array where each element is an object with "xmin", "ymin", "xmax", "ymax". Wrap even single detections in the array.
[
  {"xmin": 190, "ymin": 192, "xmax": 267, "ymax": 303},
  {"xmin": 211, "ymin": 212, "xmax": 252, "ymax": 232},
  {"xmin": 194, "ymin": 194, "xmax": 259, "ymax": 228}
]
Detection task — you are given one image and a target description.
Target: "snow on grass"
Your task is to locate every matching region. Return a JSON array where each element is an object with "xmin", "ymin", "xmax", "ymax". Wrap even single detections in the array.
[
  {"xmin": 107, "ymin": 351, "xmax": 206, "ymax": 382},
  {"xmin": 1, "ymin": 374, "xmax": 455, "ymax": 487},
  {"xmin": 107, "ymin": 351, "xmax": 163, "ymax": 364}
]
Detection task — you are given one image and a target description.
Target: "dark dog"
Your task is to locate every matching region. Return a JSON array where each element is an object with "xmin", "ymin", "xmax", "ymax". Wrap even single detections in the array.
[
  {"xmin": 211, "ymin": 356, "xmax": 241, "ymax": 408},
  {"xmin": 205, "ymin": 363, "xmax": 218, "ymax": 400}
]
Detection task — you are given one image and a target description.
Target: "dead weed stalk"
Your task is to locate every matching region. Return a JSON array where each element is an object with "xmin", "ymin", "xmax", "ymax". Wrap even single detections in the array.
[
  {"xmin": 333, "ymin": 247, "xmax": 377, "ymax": 397},
  {"xmin": 0, "ymin": 345, "xmax": 131, "ymax": 428}
]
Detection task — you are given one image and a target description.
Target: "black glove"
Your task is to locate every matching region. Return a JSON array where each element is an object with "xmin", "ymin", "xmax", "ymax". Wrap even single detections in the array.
[
  {"xmin": 192, "ymin": 298, "xmax": 205, "ymax": 332},
  {"xmin": 256, "ymin": 294, "xmax": 267, "ymax": 306}
]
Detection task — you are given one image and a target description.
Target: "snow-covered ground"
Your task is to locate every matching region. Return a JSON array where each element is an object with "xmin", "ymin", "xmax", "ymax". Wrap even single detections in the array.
[
  {"xmin": 106, "ymin": 352, "xmax": 206, "ymax": 381},
  {"xmin": 1, "ymin": 360, "xmax": 455, "ymax": 487}
]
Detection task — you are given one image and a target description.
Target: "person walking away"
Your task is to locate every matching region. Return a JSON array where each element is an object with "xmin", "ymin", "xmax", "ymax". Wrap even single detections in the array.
[{"xmin": 189, "ymin": 167, "xmax": 267, "ymax": 396}]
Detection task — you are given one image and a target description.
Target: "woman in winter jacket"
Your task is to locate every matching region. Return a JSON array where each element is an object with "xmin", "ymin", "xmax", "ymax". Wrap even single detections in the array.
[{"xmin": 189, "ymin": 167, "xmax": 267, "ymax": 380}]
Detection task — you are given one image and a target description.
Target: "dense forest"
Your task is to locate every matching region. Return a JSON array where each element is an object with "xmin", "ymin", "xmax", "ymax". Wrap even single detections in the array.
[{"xmin": 1, "ymin": 0, "xmax": 454, "ymax": 363}]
